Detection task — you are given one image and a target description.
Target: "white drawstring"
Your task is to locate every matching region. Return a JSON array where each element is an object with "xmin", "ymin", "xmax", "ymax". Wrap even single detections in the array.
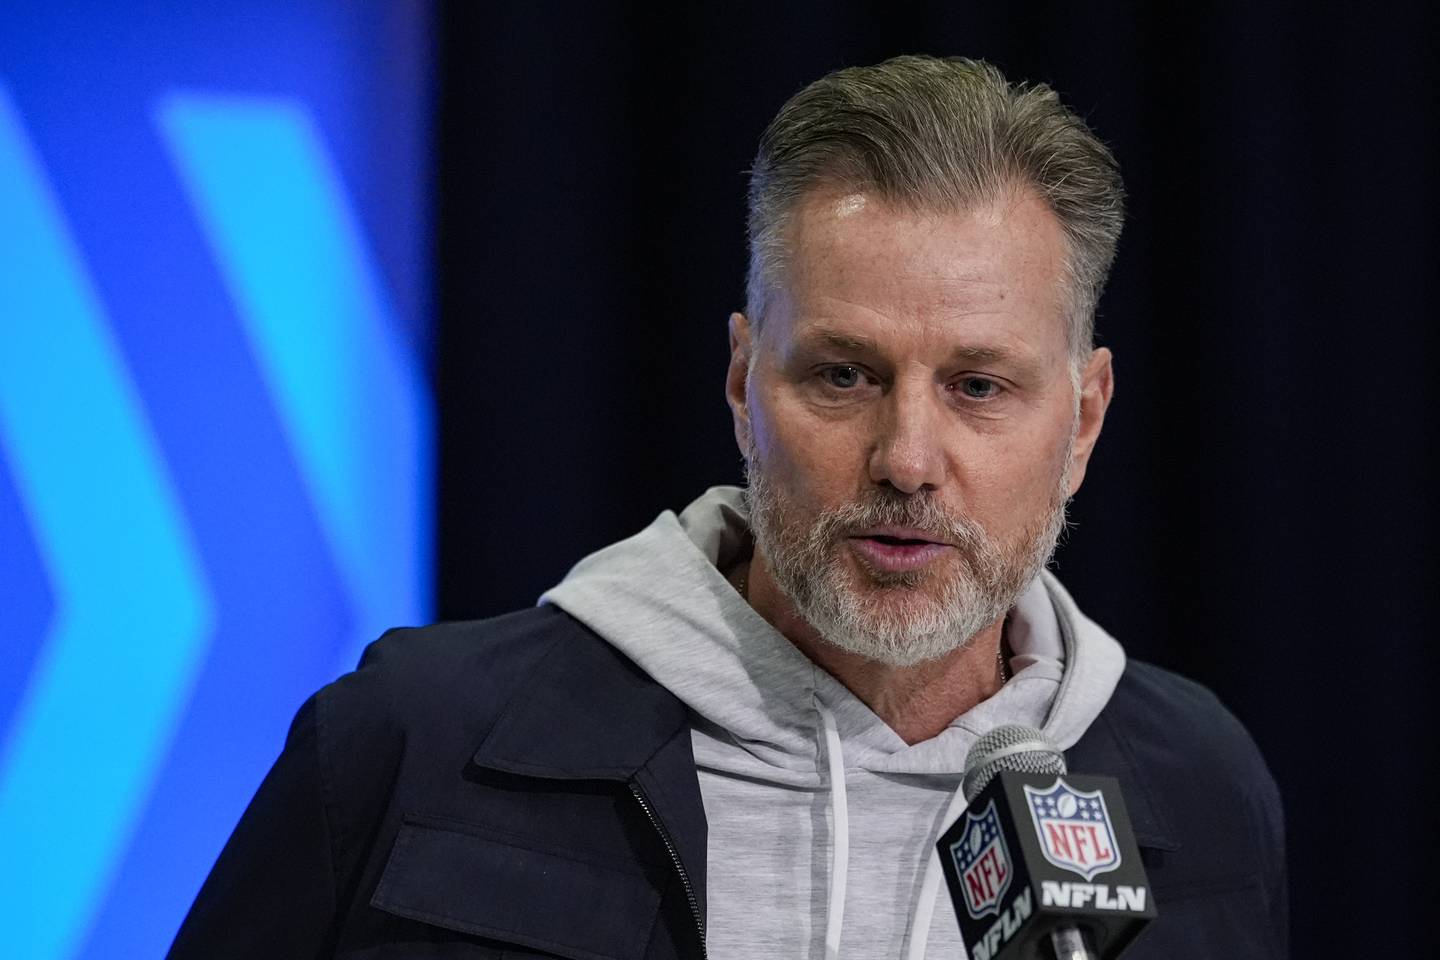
[
  {"xmin": 904, "ymin": 781, "xmax": 969, "ymax": 960},
  {"xmin": 818, "ymin": 702, "xmax": 849, "ymax": 960}
]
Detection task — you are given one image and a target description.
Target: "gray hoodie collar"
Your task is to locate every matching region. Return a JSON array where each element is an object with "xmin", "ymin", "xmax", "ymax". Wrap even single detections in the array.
[{"xmin": 541, "ymin": 486, "xmax": 1125, "ymax": 774}]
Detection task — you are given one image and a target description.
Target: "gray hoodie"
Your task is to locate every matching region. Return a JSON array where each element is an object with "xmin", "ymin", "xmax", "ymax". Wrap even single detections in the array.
[{"xmin": 542, "ymin": 486, "xmax": 1125, "ymax": 959}]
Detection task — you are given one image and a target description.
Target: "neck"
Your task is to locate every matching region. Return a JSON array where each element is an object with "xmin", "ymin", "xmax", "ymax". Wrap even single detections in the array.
[{"xmin": 735, "ymin": 554, "xmax": 1008, "ymax": 745}]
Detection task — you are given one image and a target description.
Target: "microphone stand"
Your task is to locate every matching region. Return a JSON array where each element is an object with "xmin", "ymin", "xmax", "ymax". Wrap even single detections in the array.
[{"xmin": 1049, "ymin": 925, "xmax": 1098, "ymax": 960}]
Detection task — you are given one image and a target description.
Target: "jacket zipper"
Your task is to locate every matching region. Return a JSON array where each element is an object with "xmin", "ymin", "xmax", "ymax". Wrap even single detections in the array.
[{"xmin": 630, "ymin": 782, "xmax": 707, "ymax": 960}]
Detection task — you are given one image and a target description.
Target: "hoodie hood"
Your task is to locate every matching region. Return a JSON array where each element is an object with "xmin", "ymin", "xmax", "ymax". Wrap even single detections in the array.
[{"xmin": 540, "ymin": 486, "xmax": 1125, "ymax": 777}]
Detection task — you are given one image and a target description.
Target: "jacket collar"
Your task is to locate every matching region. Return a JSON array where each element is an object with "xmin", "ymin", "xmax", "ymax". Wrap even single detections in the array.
[{"xmin": 473, "ymin": 610, "xmax": 691, "ymax": 779}]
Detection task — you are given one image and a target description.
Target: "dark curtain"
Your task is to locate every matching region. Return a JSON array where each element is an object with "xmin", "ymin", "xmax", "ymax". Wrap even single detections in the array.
[{"xmin": 437, "ymin": 4, "xmax": 1437, "ymax": 956}]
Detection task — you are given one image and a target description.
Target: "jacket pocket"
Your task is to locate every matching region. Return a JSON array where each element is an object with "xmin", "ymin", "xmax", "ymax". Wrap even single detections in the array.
[{"xmin": 371, "ymin": 816, "xmax": 663, "ymax": 960}]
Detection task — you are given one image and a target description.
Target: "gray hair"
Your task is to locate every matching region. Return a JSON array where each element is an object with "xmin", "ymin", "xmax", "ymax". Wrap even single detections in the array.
[{"xmin": 745, "ymin": 55, "xmax": 1125, "ymax": 359}]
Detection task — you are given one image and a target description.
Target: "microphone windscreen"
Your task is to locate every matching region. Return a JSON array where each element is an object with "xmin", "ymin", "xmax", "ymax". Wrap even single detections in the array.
[{"xmin": 962, "ymin": 724, "xmax": 1066, "ymax": 803}]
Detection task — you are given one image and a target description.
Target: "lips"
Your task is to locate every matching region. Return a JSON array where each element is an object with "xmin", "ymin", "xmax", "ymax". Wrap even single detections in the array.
[{"xmin": 846, "ymin": 527, "xmax": 954, "ymax": 573}]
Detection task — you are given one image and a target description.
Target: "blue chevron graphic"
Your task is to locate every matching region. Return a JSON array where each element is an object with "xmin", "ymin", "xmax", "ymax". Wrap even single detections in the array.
[
  {"xmin": 0, "ymin": 87, "xmax": 216, "ymax": 960},
  {"xmin": 0, "ymin": 446, "xmax": 55, "ymax": 742},
  {"xmin": 157, "ymin": 95, "xmax": 433, "ymax": 671}
]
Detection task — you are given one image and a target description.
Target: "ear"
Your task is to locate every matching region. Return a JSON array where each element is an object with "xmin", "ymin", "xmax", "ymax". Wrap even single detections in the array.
[
  {"xmin": 725, "ymin": 312, "xmax": 755, "ymax": 454},
  {"xmin": 1066, "ymin": 347, "xmax": 1115, "ymax": 496}
]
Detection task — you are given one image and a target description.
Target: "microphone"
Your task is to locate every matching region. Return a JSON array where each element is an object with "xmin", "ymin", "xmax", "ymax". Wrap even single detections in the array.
[{"xmin": 937, "ymin": 725, "xmax": 1157, "ymax": 960}]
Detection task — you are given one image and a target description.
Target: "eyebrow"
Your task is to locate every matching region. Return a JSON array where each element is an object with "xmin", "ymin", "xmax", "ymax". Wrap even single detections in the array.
[
  {"xmin": 802, "ymin": 331, "xmax": 879, "ymax": 354},
  {"xmin": 947, "ymin": 345, "xmax": 1020, "ymax": 366}
]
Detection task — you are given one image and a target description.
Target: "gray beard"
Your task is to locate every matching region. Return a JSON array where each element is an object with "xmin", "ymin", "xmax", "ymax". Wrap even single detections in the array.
[{"xmin": 744, "ymin": 446, "xmax": 1072, "ymax": 668}]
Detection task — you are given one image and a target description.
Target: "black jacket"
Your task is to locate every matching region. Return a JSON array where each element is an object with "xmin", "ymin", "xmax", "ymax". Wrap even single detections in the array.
[{"xmin": 169, "ymin": 605, "xmax": 1287, "ymax": 959}]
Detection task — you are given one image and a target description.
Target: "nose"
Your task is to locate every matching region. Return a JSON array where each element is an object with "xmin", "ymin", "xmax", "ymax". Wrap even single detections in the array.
[{"xmin": 867, "ymin": 379, "xmax": 948, "ymax": 495}]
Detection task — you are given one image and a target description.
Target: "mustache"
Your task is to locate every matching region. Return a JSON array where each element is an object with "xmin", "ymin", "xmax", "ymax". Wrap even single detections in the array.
[{"xmin": 812, "ymin": 489, "xmax": 991, "ymax": 552}]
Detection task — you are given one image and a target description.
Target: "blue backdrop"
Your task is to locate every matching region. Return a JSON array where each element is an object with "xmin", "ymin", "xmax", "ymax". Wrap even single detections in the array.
[{"xmin": 0, "ymin": 4, "xmax": 434, "ymax": 957}]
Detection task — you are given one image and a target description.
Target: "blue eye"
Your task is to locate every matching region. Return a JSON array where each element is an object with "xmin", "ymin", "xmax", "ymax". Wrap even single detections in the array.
[
  {"xmin": 958, "ymin": 377, "xmax": 999, "ymax": 399},
  {"xmin": 823, "ymin": 366, "xmax": 864, "ymax": 389}
]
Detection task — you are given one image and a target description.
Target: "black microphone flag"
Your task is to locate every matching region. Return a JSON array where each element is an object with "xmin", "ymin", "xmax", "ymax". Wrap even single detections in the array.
[{"xmin": 938, "ymin": 770, "xmax": 1157, "ymax": 959}]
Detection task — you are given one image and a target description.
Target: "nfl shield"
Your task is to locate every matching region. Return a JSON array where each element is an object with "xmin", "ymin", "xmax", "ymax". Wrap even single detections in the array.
[
  {"xmin": 947, "ymin": 799, "xmax": 1013, "ymax": 919},
  {"xmin": 1024, "ymin": 778, "xmax": 1122, "ymax": 880}
]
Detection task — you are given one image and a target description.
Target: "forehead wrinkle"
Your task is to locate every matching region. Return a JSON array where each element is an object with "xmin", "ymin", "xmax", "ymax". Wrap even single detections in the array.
[
  {"xmin": 793, "ymin": 277, "xmax": 1015, "ymax": 332},
  {"xmin": 796, "ymin": 246, "xmax": 1020, "ymax": 323},
  {"xmin": 795, "ymin": 286, "xmax": 1036, "ymax": 347}
]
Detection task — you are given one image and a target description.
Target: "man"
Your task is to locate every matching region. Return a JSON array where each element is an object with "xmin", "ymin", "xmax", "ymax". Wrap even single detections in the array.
[{"xmin": 171, "ymin": 56, "xmax": 1286, "ymax": 958}]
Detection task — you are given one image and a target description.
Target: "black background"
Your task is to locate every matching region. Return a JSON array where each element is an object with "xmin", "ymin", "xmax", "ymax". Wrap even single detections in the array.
[{"xmin": 436, "ymin": 3, "xmax": 1437, "ymax": 956}]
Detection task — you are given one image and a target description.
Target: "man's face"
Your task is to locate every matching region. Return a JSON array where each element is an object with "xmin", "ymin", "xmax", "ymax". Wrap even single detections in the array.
[{"xmin": 727, "ymin": 186, "xmax": 1113, "ymax": 666}]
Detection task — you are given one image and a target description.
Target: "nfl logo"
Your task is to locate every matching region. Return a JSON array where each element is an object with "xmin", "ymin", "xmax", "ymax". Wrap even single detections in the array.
[
  {"xmin": 1024, "ymin": 778, "xmax": 1121, "ymax": 880},
  {"xmin": 947, "ymin": 799, "xmax": 1013, "ymax": 919}
]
